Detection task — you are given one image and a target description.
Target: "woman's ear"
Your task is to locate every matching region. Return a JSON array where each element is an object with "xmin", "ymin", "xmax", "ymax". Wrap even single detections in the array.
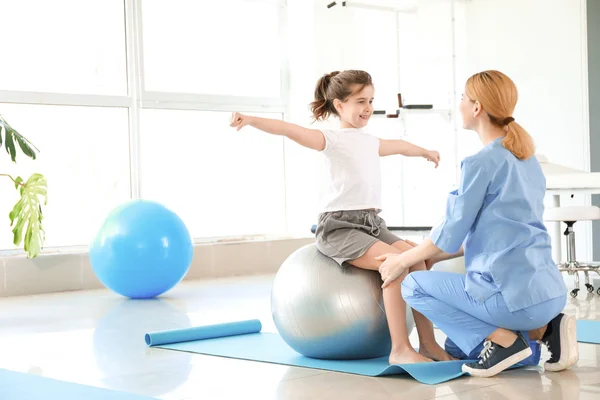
[{"xmin": 473, "ymin": 100, "xmax": 483, "ymax": 118}]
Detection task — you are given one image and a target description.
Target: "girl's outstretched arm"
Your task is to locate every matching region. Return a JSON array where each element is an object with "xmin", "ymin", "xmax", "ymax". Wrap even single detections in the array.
[
  {"xmin": 379, "ymin": 139, "xmax": 440, "ymax": 167},
  {"xmin": 230, "ymin": 112, "xmax": 325, "ymax": 151}
]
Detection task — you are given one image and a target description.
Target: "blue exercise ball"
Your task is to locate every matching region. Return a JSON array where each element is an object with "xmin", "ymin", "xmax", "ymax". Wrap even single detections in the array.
[{"xmin": 90, "ymin": 200, "xmax": 193, "ymax": 299}]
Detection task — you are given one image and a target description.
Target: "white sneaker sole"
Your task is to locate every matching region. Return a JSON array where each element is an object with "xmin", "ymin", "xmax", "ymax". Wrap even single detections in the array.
[
  {"xmin": 462, "ymin": 347, "xmax": 532, "ymax": 378},
  {"xmin": 545, "ymin": 314, "xmax": 579, "ymax": 372}
]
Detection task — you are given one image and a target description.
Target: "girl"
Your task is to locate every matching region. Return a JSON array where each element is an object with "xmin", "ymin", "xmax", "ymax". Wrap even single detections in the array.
[
  {"xmin": 377, "ymin": 70, "xmax": 578, "ymax": 377},
  {"xmin": 230, "ymin": 69, "xmax": 451, "ymax": 365}
]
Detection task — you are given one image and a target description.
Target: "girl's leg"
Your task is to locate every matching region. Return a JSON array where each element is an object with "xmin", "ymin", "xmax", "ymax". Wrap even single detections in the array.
[
  {"xmin": 349, "ymin": 241, "xmax": 432, "ymax": 364},
  {"xmin": 529, "ymin": 326, "xmax": 548, "ymax": 340},
  {"xmin": 487, "ymin": 328, "xmax": 520, "ymax": 348},
  {"xmin": 390, "ymin": 240, "xmax": 455, "ymax": 361}
]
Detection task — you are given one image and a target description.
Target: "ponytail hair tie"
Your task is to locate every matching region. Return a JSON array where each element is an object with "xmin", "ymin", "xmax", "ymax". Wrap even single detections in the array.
[{"xmin": 503, "ymin": 117, "xmax": 515, "ymax": 125}]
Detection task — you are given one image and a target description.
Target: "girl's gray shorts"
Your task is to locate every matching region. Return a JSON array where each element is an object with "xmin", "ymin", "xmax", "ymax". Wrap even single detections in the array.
[{"xmin": 315, "ymin": 209, "xmax": 402, "ymax": 266}]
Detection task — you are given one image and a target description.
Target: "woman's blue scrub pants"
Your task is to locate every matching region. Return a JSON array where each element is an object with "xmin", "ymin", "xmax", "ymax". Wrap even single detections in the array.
[{"xmin": 402, "ymin": 271, "xmax": 566, "ymax": 359}]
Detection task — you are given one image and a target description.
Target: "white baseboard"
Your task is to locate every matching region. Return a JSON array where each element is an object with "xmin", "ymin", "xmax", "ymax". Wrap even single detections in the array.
[{"xmin": 0, "ymin": 238, "xmax": 315, "ymax": 298}]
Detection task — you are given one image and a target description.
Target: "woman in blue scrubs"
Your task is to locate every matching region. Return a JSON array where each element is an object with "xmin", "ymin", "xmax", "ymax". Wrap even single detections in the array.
[{"xmin": 377, "ymin": 70, "xmax": 579, "ymax": 378}]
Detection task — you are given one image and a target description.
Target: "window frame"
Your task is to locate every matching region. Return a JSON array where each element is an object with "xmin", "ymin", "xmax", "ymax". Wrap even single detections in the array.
[{"xmin": 0, "ymin": 0, "xmax": 290, "ymax": 252}]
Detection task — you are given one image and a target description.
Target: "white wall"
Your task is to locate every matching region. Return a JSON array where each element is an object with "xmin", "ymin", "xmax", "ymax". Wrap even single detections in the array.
[
  {"xmin": 457, "ymin": 0, "xmax": 591, "ymax": 261},
  {"xmin": 457, "ymin": 0, "xmax": 589, "ymax": 165},
  {"xmin": 283, "ymin": 0, "xmax": 591, "ymax": 260}
]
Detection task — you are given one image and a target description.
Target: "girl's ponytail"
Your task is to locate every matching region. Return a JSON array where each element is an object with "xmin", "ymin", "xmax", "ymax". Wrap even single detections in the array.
[{"xmin": 310, "ymin": 71, "xmax": 340, "ymax": 121}]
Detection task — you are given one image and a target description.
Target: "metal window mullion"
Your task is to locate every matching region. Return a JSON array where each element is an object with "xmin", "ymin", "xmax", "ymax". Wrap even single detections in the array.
[
  {"xmin": 279, "ymin": 0, "xmax": 290, "ymax": 232},
  {"xmin": 142, "ymin": 91, "xmax": 284, "ymax": 109},
  {"xmin": 125, "ymin": 0, "xmax": 145, "ymax": 200},
  {"xmin": 0, "ymin": 90, "xmax": 130, "ymax": 108}
]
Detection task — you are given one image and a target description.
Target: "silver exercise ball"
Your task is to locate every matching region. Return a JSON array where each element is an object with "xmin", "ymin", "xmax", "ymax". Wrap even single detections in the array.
[{"xmin": 271, "ymin": 243, "xmax": 415, "ymax": 360}]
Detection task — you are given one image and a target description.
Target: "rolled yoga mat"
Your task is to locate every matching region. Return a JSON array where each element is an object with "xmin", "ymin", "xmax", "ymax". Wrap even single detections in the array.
[
  {"xmin": 0, "ymin": 368, "xmax": 158, "ymax": 400},
  {"xmin": 144, "ymin": 319, "xmax": 261, "ymax": 346},
  {"xmin": 576, "ymin": 320, "xmax": 600, "ymax": 344},
  {"xmin": 145, "ymin": 319, "xmax": 476, "ymax": 385}
]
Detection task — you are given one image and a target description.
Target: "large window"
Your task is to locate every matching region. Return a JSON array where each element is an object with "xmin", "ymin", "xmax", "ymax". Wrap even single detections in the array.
[
  {"xmin": 0, "ymin": 0, "xmax": 127, "ymax": 95},
  {"xmin": 0, "ymin": 0, "xmax": 288, "ymax": 253},
  {"xmin": 141, "ymin": 0, "xmax": 282, "ymax": 98},
  {"xmin": 139, "ymin": 110, "xmax": 286, "ymax": 238}
]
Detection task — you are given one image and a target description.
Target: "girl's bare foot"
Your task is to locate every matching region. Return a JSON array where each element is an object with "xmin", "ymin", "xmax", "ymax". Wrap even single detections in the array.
[
  {"xmin": 419, "ymin": 342, "xmax": 458, "ymax": 361},
  {"xmin": 389, "ymin": 347, "xmax": 434, "ymax": 364}
]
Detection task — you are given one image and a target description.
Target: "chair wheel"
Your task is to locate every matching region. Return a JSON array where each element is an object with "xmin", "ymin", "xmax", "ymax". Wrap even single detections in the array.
[
  {"xmin": 597, "ymin": 287, "xmax": 600, "ymax": 296},
  {"xmin": 570, "ymin": 289, "xmax": 579, "ymax": 298},
  {"xmin": 586, "ymin": 283, "xmax": 594, "ymax": 293}
]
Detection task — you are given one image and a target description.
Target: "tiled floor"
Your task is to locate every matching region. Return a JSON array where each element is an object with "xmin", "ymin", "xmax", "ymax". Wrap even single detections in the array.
[{"xmin": 0, "ymin": 274, "xmax": 599, "ymax": 399}]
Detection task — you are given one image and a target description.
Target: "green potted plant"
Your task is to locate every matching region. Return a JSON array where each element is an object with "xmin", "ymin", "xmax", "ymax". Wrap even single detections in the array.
[{"xmin": 0, "ymin": 114, "xmax": 47, "ymax": 258}]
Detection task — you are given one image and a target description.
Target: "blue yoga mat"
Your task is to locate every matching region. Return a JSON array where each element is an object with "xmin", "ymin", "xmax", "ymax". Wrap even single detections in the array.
[
  {"xmin": 145, "ymin": 319, "xmax": 475, "ymax": 385},
  {"xmin": 0, "ymin": 369, "xmax": 157, "ymax": 400},
  {"xmin": 576, "ymin": 320, "xmax": 600, "ymax": 344}
]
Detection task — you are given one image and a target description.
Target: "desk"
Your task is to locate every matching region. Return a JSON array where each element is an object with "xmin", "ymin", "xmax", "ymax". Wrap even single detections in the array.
[{"xmin": 540, "ymin": 159, "xmax": 600, "ymax": 263}]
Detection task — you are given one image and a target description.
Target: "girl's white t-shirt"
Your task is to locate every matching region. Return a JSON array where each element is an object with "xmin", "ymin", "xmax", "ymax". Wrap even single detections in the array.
[{"xmin": 319, "ymin": 128, "xmax": 382, "ymax": 212}]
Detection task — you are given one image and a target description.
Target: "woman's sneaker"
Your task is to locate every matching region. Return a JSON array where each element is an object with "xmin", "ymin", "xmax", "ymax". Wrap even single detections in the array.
[
  {"xmin": 462, "ymin": 332, "xmax": 532, "ymax": 378},
  {"xmin": 541, "ymin": 313, "xmax": 579, "ymax": 372}
]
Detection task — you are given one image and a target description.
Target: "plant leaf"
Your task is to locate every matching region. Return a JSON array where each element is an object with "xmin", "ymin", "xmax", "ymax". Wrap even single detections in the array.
[
  {"xmin": 14, "ymin": 130, "xmax": 37, "ymax": 160},
  {"xmin": 9, "ymin": 172, "xmax": 48, "ymax": 258},
  {"xmin": 13, "ymin": 176, "xmax": 23, "ymax": 190},
  {"xmin": 4, "ymin": 125, "xmax": 16, "ymax": 162},
  {"xmin": 0, "ymin": 115, "xmax": 40, "ymax": 162}
]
